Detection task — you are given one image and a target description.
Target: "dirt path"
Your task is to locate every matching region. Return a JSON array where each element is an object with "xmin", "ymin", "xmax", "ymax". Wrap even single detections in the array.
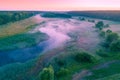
[
  {"xmin": 73, "ymin": 69, "xmax": 90, "ymax": 80},
  {"xmin": 72, "ymin": 60, "xmax": 120, "ymax": 80}
]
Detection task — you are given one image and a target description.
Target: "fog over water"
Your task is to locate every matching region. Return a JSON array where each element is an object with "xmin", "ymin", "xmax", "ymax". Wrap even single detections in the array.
[
  {"xmin": 0, "ymin": 15, "xmax": 80, "ymax": 66},
  {"xmin": 0, "ymin": 15, "xmax": 109, "ymax": 67}
]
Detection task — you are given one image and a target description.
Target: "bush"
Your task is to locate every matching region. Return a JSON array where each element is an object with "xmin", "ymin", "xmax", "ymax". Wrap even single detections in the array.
[
  {"xmin": 99, "ymin": 31, "xmax": 106, "ymax": 37},
  {"xmin": 38, "ymin": 65, "xmax": 54, "ymax": 80},
  {"xmin": 110, "ymin": 39, "xmax": 120, "ymax": 52},
  {"xmin": 106, "ymin": 32, "xmax": 119, "ymax": 45},
  {"xmin": 96, "ymin": 49, "xmax": 109, "ymax": 57},
  {"xmin": 79, "ymin": 17, "xmax": 85, "ymax": 21},
  {"xmin": 74, "ymin": 52, "xmax": 94, "ymax": 63},
  {"xmin": 56, "ymin": 59, "xmax": 65, "ymax": 67},
  {"xmin": 56, "ymin": 68, "xmax": 69, "ymax": 77},
  {"xmin": 104, "ymin": 24, "xmax": 110, "ymax": 28},
  {"xmin": 88, "ymin": 19, "xmax": 95, "ymax": 23},
  {"xmin": 95, "ymin": 21, "xmax": 104, "ymax": 30},
  {"xmin": 106, "ymin": 29, "xmax": 112, "ymax": 34}
]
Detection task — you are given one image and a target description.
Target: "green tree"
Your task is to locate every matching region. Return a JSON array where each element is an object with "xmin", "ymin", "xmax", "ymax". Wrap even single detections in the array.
[
  {"xmin": 110, "ymin": 39, "xmax": 120, "ymax": 52},
  {"xmin": 95, "ymin": 21, "xmax": 104, "ymax": 30},
  {"xmin": 56, "ymin": 68, "xmax": 69, "ymax": 77},
  {"xmin": 38, "ymin": 65, "xmax": 54, "ymax": 80},
  {"xmin": 106, "ymin": 32, "xmax": 119, "ymax": 45},
  {"xmin": 106, "ymin": 29, "xmax": 112, "ymax": 33},
  {"xmin": 99, "ymin": 31, "xmax": 106, "ymax": 37},
  {"xmin": 74, "ymin": 52, "xmax": 93, "ymax": 63}
]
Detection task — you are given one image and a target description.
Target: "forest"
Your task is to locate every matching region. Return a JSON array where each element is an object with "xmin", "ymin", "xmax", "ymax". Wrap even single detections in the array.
[
  {"xmin": 68, "ymin": 11, "xmax": 120, "ymax": 21},
  {"xmin": 0, "ymin": 11, "xmax": 39, "ymax": 25}
]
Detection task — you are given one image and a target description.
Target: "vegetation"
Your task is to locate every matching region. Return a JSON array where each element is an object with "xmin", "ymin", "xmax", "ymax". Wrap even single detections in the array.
[
  {"xmin": 56, "ymin": 68, "xmax": 69, "ymax": 78},
  {"xmin": 0, "ymin": 11, "xmax": 120, "ymax": 80},
  {"xmin": 0, "ymin": 11, "xmax": 38, "ymax": 25},
  {"xmin": 0, "ymin": 15, "xmax": 39, "ymax": 38},
  {"xmin": 41, "ymin": 12, "xmax": 72, "ymax": 18},
  {"xmin": 95, "ymin": 21, "xmax": 104, "ymax": 30},
  {"xmin": 79, "ymin": 17, "xmax": 85, "ymax": 21},
  {"xmin": 88, "ymin": 19, "xmax": 95, "ymax": 22},
  {"xmin": 0, "ymin": 32, "xmax": 48, "ymax": 51},
  {"xmin": 68, "ymin": 11, "xmax": 120, "ymax": 21},
  {"xmin": 74, "ymin": 52, "xmax": 94, "ymax": 63},
  {"xmin": 110, "ymin": 39, "xmax": 120, "ymax": 52},
  {"xmin": 38, "ymin": 65, "xmax": 54, "ymax": 80}
]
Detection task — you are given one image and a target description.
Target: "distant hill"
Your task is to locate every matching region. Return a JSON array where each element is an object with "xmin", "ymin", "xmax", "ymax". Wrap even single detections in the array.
[{"xmin": 67, "ymin": 11, "xmax": 120, "ymax": 22}]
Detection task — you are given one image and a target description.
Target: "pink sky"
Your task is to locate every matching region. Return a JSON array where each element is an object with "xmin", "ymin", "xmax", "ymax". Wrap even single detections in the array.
[{"xmin": 0, "ymin": 0, "xmax": 120, "ymax": 11}]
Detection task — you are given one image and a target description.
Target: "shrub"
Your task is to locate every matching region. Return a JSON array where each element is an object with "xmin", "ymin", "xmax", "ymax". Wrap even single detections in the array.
[
  {"xmin": 56, "ymin": 59, "xmax": 65, "ymax": 67},
  {"xmin": 79, "ymin": 17, "xmax": 85, "ymax": 21},
  {"xmin": 96, "ymin": 49, "xmax": 109, "ymax": 57},
  {"xmin": 99, "ymin": 31, "xmax": 106, "ymax": 37},
  {"xmin": 106, "ymin": 29, "xmax": 112, "ymax": 33},
  {"xmin": 104, "ymin": 24, "xmax": 110, "ymax": 28},
  {"xmin": 56, "ymin": 68, "xmax": 69, "ymax": 77},
  {"xmin": 106, "ymin": 32, "xmax": 119, "ymax": 45},
  {"xmin": 38, "ymin": 65, "xmax": 54, "ymax": 80},
  {"xmin": 95, "ymin": 21, "xmax": 104, "ymax": 30},
  {"xmin": 74, "ymin": 52, "xmax": 94, "ymax": 63},
  {"xmin": 110, "ymin": 39, "xmax": 120, "ymax": 52}
]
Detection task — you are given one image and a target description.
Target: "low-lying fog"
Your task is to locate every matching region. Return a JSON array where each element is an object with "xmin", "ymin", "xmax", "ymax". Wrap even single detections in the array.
[{"xmin": 0, "ymin": 15, "xmax": 103, "ymax": 66}]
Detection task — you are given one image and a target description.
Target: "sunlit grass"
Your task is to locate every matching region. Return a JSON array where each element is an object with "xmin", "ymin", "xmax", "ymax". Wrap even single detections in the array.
[{"xmin": 0, "ymin": 16, "xmax": 39, "ymax": 38}]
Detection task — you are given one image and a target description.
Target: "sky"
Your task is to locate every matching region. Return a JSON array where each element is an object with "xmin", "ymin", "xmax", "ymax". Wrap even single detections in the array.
[{"xmin": 0, "ymin": 0, "xmax": 120, "ymax": 11}]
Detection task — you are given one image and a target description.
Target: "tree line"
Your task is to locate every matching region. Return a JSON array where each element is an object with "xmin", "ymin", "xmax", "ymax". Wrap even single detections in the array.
[
  {"xmin": 68, "ymin": 11, "xmax": 120, "ymax": 22},
  {"xmin": 0, "ymin": 11, "xmax": 39, "ymax": 25}
]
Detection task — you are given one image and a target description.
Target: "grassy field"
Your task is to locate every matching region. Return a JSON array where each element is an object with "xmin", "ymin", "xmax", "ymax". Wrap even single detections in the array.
[
  {"xmin": 97, "ymin": 73, "xmax": 120, "ymax": 80},
  {"xmin": 0, "ymin": 16, "xmax": 39, "ymax": 38}
]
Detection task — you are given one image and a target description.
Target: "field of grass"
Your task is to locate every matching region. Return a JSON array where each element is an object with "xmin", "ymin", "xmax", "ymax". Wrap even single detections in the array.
[
  {"xmin": 97, "ymin": 73, "xmax": 120, "ymax": 80},
  {"xmin": 0, "ymin": 15, "xmax": 48, "ymax": 51},
  {"xmin": 85, "ymin": 61, "xmax": 120, "ymax": 80},
  {"xmin": 0, "ymin": 32, "xmax": 47, "ymax": 51},
  {"xmin": 0, "ymin": 16, "xmax": 39, "ymax": 38}
]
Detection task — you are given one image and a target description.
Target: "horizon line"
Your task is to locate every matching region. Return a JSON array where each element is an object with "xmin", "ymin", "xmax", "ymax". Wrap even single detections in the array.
[{"xmin": 0, "ymin": 9, "xmax": 120, "ymax": 12}]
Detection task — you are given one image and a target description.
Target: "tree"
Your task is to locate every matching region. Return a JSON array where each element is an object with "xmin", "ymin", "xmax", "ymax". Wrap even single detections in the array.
[
  {"xmin": 106, "ymin": 32, "xmax": 119, "ymax": 45},
  {"xmin": 38, "ymin": 65, "xmax": 54, "ymax": 80},
  {"xmin": 110, "ymin": 39, "xmax": 120, "ymax": 52},
  {"xmin": 106, "ymin": 29, "xmax": 112, "ymax": 33},
  {"xmin": 95, "ymin": 21, "xmax": 104, "ymax": 30},
  {"xmin": 74, "ymin": 52, "xmax": 93, "ymax": 63},
  {"xmin": 56, "ymin": 68, "xmax": 69, "ymax": 77},
  {"xmin": 79, "ymin": 17, "xmax": 85, "ymax": 21},
  {"xmin": 99, "ymin": 31, "xmax": 106, "ymax": 37}
]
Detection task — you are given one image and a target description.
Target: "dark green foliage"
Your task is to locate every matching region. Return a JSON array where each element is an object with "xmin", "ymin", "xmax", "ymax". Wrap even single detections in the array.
[
  {"xmin": 56, "ymin": 58, "xmax": 66, "ymax": 67},
  {"xmin": 88, "ymin": 19, "xmax": 95, "ymax": 22},
  {"xmin": 68, "ymin": 11, "xmax": 120, "ymax": 22},
  {"xmin": 99, "ymin": 31, "xmax": 106, "ymax": 37},
  {"xmin": 0, "ymin": 11, "xmax": 38, "ymax": 25},
  {"xmin": 74, "ymin": 52, "xmax": 94, "ymax": 63},
  {"xmin": 106, "ymin": 32, "xmax": 119, "ymax": 45},
  {"xmin": 41, "ymin": 12, "xmax": 72, "ymax": 18},
  {"xmin": 110, "ymin": 39, "xmax": 120, "ymax": 52},
  {"xmin": 38, "ymin": 65, "xmax": 54, "ymax": 80},
  {"xmin": 96, "ymin": 49, "xmax": 109, "ymax": 57},
  {"xmin": 95, "ymin": 21, "xmax": 104, "ymax": 30},
  {"xmin": 79, "ymin": 17, "xmax": 85, "ymax": 21},
  {"xmin": 56, "ymin": 68, "xmax": 69, "ymax": 77},
  {"xmin": 106, "ymin": 29, "xmax": 112, "ymax": 33},
  {"xmin": 0, "ymin": 32, "xmax": 48, "ymax": 51},
  {"xmin": 0, "ymin": 59, "xmax": 36, "ymax": 80},
  {"xmin": 104, "ymin": 24, "xmax": 110, "ymax": 28},
  {"xmin": 102, "ymin": 32, "xmax": 119, "ymax": 48}
]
